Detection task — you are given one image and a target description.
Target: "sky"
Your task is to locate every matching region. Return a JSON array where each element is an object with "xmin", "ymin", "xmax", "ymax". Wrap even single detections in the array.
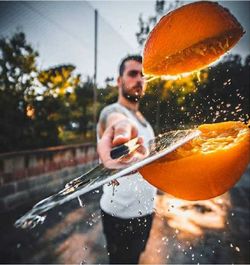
[{"xmin": 0, "ymin": 1, "xmax": 249, "ymax": 87}]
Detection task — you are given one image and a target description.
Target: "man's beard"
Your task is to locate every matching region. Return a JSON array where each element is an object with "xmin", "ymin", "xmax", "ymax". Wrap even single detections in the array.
[{"xmin": 121, "ymin": 83, "xmax": 143, "ymax": 103}]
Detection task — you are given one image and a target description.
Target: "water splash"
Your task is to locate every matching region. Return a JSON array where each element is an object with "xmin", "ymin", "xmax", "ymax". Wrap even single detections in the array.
[
  {"xmin": 15, "ymin": 129, "xmax": 200, "ymax": 229},
  {"xmin": 77, "ymin": 196, "xmax": 84, "ymax": 207},
  {"xmin": 15, "ymin": 214, "xmax": 46, "ymax": 229}
]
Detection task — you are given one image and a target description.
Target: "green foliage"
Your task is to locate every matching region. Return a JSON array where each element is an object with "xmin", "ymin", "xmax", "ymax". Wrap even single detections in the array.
[
  {"xmin": 74, "ymin": 78, "xmax": 94, "ymax": 135},
  {"xmin": 187, "ymin": 55, "xmax": 250, "ymax": 124},
  {"xmin": 0, "ymin": 32, "xmax": 39, "ymax": 151},
  {"xmin": 1, "ymin": 30, "xmax": 249, "ymax": 153},
  {"xmin": 0, "ymin": 32, "xmax": 87, "ymax": 152},
  {"xmin": 140, "ymin": 55, "xmax": 250, "ymax": 133},
  {"xmin": 38, "ymin": 64, "xmax": 80, "ymax": 97},
  {"xmin": 37, "ymin": 64, "xmax": 81, "ymax": 132},
  {"xmin": 137, "ymin": 0, "xmax": 249, "ymax": 133},
  {"xmin": 97, "ymin": 84, "xmax": 118, "ymax": 121}
]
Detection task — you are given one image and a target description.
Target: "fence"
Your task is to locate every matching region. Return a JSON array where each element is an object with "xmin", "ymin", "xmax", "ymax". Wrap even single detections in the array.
[{"xmin": 0, "ymin": 143, "xmax": 98, "ymax": 211}]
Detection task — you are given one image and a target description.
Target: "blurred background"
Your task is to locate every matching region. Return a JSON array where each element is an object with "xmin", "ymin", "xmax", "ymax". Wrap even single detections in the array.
[{"xmin": 0, "ymin": 0, "xmax": 249, "ymax": 264}]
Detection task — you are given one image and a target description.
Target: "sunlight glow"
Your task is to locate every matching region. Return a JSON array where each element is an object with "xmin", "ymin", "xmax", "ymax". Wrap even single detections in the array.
[{"xmin": 155, "ymin": 193, "xmax": 230, "ymax": 238}]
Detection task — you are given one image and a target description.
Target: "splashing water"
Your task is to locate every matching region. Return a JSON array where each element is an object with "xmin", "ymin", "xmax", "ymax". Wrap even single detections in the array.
[
  {"xmin": 15, "ymin": 214, "xmax": 46, "ymax": 229},
  {"xmin": 78, "ymin": 196, "xmax": 85, "ymax": 207},
  {"xmin": 14, "ymin": 129, "xmax": 200, "ymax": 229}
]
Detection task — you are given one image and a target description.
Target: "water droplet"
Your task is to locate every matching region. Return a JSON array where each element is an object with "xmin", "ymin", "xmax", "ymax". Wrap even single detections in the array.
[
  {"xmin": 78, "ymin": 197, "xmax": 84, "ymax": 207},
  {"xmin": 235, "ymin": 246, "xmax": 240, "ymax": 252}
]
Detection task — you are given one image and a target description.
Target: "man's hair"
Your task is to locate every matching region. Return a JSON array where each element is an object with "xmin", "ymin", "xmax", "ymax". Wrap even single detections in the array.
[{"xmin": 119, "ymin": 55, "xmax": 142, "ymax": 76}]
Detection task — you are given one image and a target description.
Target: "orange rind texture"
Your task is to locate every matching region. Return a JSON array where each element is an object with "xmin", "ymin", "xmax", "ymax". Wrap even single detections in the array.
[
  {"xmin": 143, "ymin": 1, "xmax": 244, "ymax": 76},
  {"xmin": 139, "ymin": 121, "xmax": 250, "ymax": 200}
]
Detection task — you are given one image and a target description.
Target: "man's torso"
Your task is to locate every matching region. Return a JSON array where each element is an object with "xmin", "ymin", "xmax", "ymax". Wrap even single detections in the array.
[{"xmin": 98, "ymin": 102, "xmax": 157, "ymax": 219}]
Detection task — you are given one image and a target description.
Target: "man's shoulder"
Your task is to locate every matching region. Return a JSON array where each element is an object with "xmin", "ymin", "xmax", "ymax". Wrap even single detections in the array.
[
  {"xmin": 100, "ymin": 102, "xmax": 119, "ymax": 113},
  {"xmin": 99, "ymin": 102, "xmax": 127, "ymax": 123},
  {"xmin": 100, "ymin": 102, "xmax": 128, "ymax": 115}
]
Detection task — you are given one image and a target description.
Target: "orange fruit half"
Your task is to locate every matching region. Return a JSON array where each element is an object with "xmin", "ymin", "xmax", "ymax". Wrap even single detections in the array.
[
  {"xmin": 139, "ymin": 121, "xmax": 250, "ymax": 200},
  {"xmin": 143, "ymin": 1, "xmax": 245, "ymax": 76}
]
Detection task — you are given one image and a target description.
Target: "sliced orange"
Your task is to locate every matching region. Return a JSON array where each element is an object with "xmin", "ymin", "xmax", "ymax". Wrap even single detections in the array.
[
  {"xmin": 139, "ymin": 121, "xmax": 250, "ymax": 200},
  {"xmin": 143, "ymin": 1, "xmax": 244, "ymax": 76}
]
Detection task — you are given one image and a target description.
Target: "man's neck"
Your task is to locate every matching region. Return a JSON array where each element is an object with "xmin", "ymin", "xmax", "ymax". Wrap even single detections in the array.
[{"xmin": 118, "ymin": 96, "xmax": 139, "ymax": 112}]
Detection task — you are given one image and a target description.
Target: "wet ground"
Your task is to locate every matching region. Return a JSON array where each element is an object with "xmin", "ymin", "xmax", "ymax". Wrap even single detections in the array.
[{"xmin": 1, "ymin": 167, "xmax": 249, "ymax": 264}]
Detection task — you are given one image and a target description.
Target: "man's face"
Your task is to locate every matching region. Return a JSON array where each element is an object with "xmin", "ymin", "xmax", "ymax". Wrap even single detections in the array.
[{"xmin": 119, "ymin": 60, "xmax": 145, "ymax": 103}]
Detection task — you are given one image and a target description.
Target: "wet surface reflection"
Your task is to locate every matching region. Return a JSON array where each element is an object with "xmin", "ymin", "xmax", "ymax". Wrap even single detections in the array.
[
  {"xmin": 140, "ymin": 167, "xmax": 250, "ymax": 264},
  {"xmin": 1, "ymin": 167, "xmax": 249, "ymax": 264}
]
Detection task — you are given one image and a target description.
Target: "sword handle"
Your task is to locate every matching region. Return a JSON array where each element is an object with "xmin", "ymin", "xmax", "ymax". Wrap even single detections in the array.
[{"xmin": 110, "ymin": 137, "xmax": 139, "ymax": 159}]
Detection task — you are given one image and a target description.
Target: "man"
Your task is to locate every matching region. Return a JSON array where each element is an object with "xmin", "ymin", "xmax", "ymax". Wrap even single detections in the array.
[{"xmin": 97, "ymin": 55, "xmax": 156, "ymax": 264}]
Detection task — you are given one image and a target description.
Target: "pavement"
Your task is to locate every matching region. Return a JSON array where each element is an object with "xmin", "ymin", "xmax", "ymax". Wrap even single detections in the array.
[{"xmin": 0, "ymin": 166, "xmax": 249, "ymax": 264}]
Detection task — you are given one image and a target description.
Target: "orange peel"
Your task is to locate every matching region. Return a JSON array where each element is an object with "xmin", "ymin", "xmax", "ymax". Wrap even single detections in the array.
[
  {"xmin": 143, "ymin": 1, "xmax": 245, "ymax": 76},
  {"xmin": 139, "ymin": 121, "xmax": 250, "ymax": 200}
]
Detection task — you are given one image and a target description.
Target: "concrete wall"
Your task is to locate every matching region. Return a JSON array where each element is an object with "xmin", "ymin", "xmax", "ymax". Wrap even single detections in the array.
[{"xmin": 0, "ymin": 143, "xmax": 98, "ymax": 212}]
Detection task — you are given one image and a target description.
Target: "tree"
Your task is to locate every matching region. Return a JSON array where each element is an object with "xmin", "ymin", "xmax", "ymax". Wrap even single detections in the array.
[
  {"xmin": 37, "ymin": 64, "xmax": 81, "ymax": 129},
  {"xmin": 140, "ymin": 55, "xmax": 249, "ymax": 131},
  {"xmin": 0, "ymin": 32, "xmax": 39, "ymax": 152},
  {"xmin": 190, "ymin": 55, "xmax": 250, "ymax": 124},
  {"xmin": 0, "ymin": 32, "xmax": 83, "ymax": 152},
  {"xmin": 38, "ymin": 64, "xmax": 80, "ymax": 97},
  {"xmin": 136, "ymin": 1, "xmax": 249, "ymax": 132},
  {"xmin": 74, "ymin": 77, "xmax": 95, "ymax": 138}
]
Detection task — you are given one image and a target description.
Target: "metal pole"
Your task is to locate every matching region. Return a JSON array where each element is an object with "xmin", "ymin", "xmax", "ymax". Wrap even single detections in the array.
[{"xmin": 93, "ymin": 9, "xmax": 98, "ymax": 133}]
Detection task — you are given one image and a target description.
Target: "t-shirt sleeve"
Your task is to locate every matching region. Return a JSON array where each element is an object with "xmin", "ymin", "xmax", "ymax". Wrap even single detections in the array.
[{"xmin": 98, "ymin": 104, "xmax": 128, "ymax": 128}]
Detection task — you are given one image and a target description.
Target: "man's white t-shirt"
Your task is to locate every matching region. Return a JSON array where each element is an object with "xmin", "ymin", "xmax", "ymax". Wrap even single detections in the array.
[{"xmin": 97, "ymin": 102, "xmax": 157, "ymax": 219}]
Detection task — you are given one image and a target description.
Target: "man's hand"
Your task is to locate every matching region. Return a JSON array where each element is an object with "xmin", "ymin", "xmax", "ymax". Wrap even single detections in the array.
[{"xmin": 97, "ymin": 119, "xmax": 146, "ymax": 169}]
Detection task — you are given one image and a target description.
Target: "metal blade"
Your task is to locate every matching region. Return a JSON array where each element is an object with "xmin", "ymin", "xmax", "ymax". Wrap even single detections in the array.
[{"xmin": 15, "ymin": 129, "xmax": 200, "ymax": 229}]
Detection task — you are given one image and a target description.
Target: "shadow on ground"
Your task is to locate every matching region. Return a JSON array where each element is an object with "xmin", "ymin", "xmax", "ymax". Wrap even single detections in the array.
[{"xmin": 1, "ymin": 167, "xmax": 249, "ymax": 264}]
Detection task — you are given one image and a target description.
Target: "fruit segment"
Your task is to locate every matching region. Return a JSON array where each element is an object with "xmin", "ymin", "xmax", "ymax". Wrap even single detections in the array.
[
  {"xmin": 143, "ymin": 1, "xmax": 244, "ymax": 76},
  {"xmin": 139, "ymin": 121, "xmax": 250, "ymax": 200}
]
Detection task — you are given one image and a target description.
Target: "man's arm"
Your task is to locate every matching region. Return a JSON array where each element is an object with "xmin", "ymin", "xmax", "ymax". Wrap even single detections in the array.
[
  {"xmin": 97, "ymin": 111, "xmax": 141, "ymax": 168},
  {"xmin": 99, "ymin": 112, "xmax": 137, "ymax": 143}
]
